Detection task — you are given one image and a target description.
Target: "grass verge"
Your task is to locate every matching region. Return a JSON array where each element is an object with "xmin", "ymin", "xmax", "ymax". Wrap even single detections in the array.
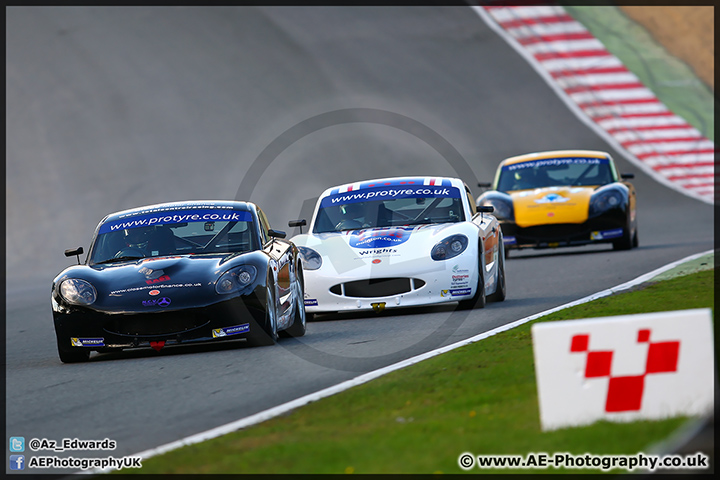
[{"xmin": 125, "ymin": 268, "xmax": 714, "ymax": 474}]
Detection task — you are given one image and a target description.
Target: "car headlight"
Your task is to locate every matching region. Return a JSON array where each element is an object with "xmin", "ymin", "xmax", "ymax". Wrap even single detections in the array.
[
  {"xmin": 589, "ymin": 189, "xmax": 625, "ymax": 216},
  {"xmin": 431, "ymin": 234, "xmax": 468, "ymax": 261},
  {"xmin": 216, "ymin": 265, "xmax": 258, "ymax": 294},
  {"xmin": 479, "ymin": 195, "xmax": 514, "ymax": 220},
  {"xmin": 59, "ymin": 279, "xmax": 97, "ymax": 305},
  {"xmin": 297, "ymin": 246, "xmax": 322, "ymax": 271}
]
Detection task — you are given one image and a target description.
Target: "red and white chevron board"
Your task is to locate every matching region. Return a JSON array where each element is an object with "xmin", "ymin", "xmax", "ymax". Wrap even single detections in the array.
[{"xmin": 474, "ymin": 5, "xmax": 715, "ymax": 204}]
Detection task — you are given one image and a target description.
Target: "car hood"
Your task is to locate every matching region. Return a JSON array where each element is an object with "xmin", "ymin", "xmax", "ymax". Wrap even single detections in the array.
[
  {"xmin": 292, "ymin": 223, "xmax": 477, "ymax": 277},
  {"xmin": 510, "ymin": 186, "xmax": 595, "ymax": 227},
  {"xmin": 55, "ymin": 253, "xmax": 263, "ymax": 313}
]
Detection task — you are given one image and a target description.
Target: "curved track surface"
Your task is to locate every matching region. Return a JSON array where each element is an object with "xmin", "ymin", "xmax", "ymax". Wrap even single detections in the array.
[{"xmin": 5, "ymin": 7, "xmax": 713, "ymax": 472}]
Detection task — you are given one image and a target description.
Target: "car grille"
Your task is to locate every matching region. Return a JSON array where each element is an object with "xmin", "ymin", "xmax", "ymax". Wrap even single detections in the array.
[
  {"xmin": 329, "ymin": 278, "xmax": 426, "ymax": 298},
  {"xmin": 518, "ymin": 224, "xmax": 589, "ymax": 242},
  {"xmin": 103, "ymin": 312, "xmax": 210, "ymax": 337}
]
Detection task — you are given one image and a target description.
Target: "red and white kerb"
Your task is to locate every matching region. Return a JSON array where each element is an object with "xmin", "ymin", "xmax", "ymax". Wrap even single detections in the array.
[{"xmin": 480, "ymin": 5, "xmax": 715, "ymax": 204}]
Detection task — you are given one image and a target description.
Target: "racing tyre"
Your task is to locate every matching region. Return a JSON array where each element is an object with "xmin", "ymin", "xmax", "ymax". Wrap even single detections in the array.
[
  {"xmin": 487, "ymin": 243, "xmax": 506, "ymax": 302},
  {"xmin": 57, "ymin": 339, "xmax": 91, "ymax": 364},
  {"xmin": 458, "ymin": 253, "xmax": 486, "ymax": 310},
  {"xmin": 247, "ymin": 281, "xmax": 278, "ymax": 347},
  {"xmin": 612, "ymin": 224, "xmax": 634, "ymax": 251},
  {"xmin": 282, "ymin": 267, "xmax": 307, "ymax": 338}
]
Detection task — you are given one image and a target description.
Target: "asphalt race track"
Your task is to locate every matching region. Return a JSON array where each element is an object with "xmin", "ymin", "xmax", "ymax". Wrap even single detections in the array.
[{"xmin": 5, "ymin": 7, "xmax": 714, "ymax": 473}]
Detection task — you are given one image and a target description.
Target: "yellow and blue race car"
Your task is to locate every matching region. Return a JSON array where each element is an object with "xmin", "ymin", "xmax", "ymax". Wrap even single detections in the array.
[{"xmin": 477, "ymin": 150, "xmax": 637, "ymax": 255}]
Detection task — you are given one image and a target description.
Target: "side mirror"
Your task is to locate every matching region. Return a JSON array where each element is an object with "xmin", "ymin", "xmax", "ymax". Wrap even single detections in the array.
[
  {"xmin": 477, "ymin": 205, "xmax": 493, "ymax": 221},
  {"xmin": 288, "ymin": 219, "xmax": 307, "ymax": 234},
  {"xmin": 621, "ymin": 173, "xmax": 635, "ymax": 180},
  {"xmin": 477, "ymin": 182, "xmax": 493, "ymax": 194},
  {"xmin": 65, "ymin": 247, "xmax": 84, "ymax": 265},
  {"xmin": 268, "ymin": 229, "xmax": 287, "ymax": 239}
]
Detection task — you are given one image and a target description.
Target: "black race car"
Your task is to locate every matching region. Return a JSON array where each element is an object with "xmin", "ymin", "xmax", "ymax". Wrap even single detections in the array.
[{"xmin": 52, "ymin": 200, "xmax": 306, "ymax": 363}]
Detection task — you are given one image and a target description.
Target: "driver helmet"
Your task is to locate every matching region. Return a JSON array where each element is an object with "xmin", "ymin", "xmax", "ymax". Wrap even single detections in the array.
[
  {"xmin": 341, "ymin": 202, "xmax": 365, "ymax": 220},
  {"xmin": 123, "ymin": 227, "xmax": 154, "ymax": 248}
]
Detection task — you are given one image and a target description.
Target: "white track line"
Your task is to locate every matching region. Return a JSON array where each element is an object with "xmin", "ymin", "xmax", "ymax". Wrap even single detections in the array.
[{"xmin": 85, "ymin": 249, "xmax": 714, "ymax": 474}]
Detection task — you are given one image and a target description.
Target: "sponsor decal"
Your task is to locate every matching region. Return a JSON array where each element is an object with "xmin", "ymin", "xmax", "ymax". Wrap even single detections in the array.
[
  {"xmin": 212, "ymin": 323, "xmax": 250, "ymax": 338},
  {"xmin": 452, "ymin": 264, "xmax": 470, "ymax": 274},
  {"xmin": 372, "ymin": 259, "xmax": 381, "ymax": 264},
  {"xmin": 71, "ymin": 337, "xmax": 105, "ymax": 347},
  {"xmin": 349, "ymin": 227, "xmax": 412, "ymax": 249},
  {"xmin": 451, "ymin": 288, "xmax": 472, "ymax": 296},
  {"xmin": 371, "ymin": 302, "xmax": 386, "ymax": 313},
  {"xmin": 451, "ymin": 274, "xmax": 470, "ymax": 287},
  {"xmin": 146, "ymin": 274, "xmax": 171, "ymax": 285},
  {"xmin": 591, "ymin": 228, "xmax": 624, "ymax": 240},
  {"xmin": 535, "ymin": 193, "xmax": 569, "ymax": 204},
  {"xmin": 100, "ymin": 209, "xmax": 253, "ymax": 234},
  {"xmin": 503, "ymin": 157, "xmax": 608, "ymax": 173},
  {"xmin": 504, "ymin": 236, "xmax": 517, "ymax": 245},
  {"xmin": 322, "ymin": 184, "xmax": 461, "ymax": 207},
  {"xmin": 357, "ymin": 247, "xmax": 398, "ymax": 257},
  {"xmin": 149, "ymin": 289, "xmax": 160, "ymax": 296},
  {"xmin": 110, "ymin": 283, "xmax": 202, "ymax": 295},
  {"xmin": 142, "ymin": 297, "xmax": 172, "ymax": 307},
  {"xmin": 304, "ymin": 299, "xmax": 319, "ymax": 306},
  {"xmin": 442, "ymin": 288, "xmax": 472, "ymax": 297}
]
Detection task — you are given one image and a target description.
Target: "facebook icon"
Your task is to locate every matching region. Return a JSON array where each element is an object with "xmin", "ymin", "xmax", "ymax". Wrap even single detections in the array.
[{"xmin": 10, "ymin": 455, "xmax": 25, "ymax": 470}]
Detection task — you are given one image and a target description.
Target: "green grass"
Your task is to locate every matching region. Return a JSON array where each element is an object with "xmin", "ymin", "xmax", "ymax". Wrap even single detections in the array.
[
  {"xmin": 126, "ymin": 269, "xmax": 714, "ymax": 474},
  {"xmin": 564, "ymin": 5, "xmax": 714, "ymax": 141}
]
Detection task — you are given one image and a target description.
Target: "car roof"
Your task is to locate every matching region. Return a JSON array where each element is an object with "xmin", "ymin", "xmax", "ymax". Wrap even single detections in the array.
[
  {"xmin": 319, "ymin": 176, "xmax": 466, "ymax": 198},
  {"xmin": 499, "ymin": 149, "xmax": 611, "ymax": 167},
  {"xmin": 102, "ymin": 200, "xmax": 255, "ymax": 224}
]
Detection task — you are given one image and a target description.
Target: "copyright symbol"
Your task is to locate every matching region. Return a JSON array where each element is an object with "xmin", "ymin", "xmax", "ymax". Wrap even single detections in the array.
[
  {"xmin": 458, "ymin": 452, "xmax": 475, "ymax": 470},
  {"xmin": 29, "ymin": 438, "xmax": 41, "ymax": 451}
]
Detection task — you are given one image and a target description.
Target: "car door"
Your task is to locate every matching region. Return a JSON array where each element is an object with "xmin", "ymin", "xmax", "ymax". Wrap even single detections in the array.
[
  {"xmin": 467, "ymin": 183, "xmax": 500, "ymax": 292},
  {"xmin": 257, "ymin": 207, "xmax": 295, "ymax": 329}
]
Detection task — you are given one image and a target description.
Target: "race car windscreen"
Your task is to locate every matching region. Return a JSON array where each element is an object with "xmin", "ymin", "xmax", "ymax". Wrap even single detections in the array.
[
  {"xmin": 313, "ymin": 185, "xmax": 465, "ymax": 233},
  {"xmin": 497, "ymin": 157, "xmax": 614, "ymax": 192},
  {"xmin": 88, "ymin": 208, "xmax": 258, "ymax": 264}
]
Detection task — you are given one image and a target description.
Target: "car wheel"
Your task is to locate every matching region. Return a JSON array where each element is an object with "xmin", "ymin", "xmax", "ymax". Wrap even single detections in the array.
[
  {"xmin": 487, "ymin": 243, "xmax": 506, "ymax": 302},
  {"xmin": 612, "ymin": 222, "xmax": 633, "ymax": 251},
  {"xmin": 247, "ymin": 281, "xmax": 278, "ymax": 347},
  {"xmin": 458, "ymin": 252, "xmax": 486, "ymax": 310},
  {"xmin": 57, "ymin": 339, "xmax": 90, "ymax": 364},
  {"xmin": 282, "ymin": 266, "xmax": 307, "ymax": 338}
]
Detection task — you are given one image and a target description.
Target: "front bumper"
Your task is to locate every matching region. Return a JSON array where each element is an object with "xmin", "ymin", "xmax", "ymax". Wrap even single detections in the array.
[
  {"xmin": 500, "ymin": 210, "xmax": 627, "ymax": 250},
  {"xmin": 53, "ymin": 294, "xmax": 266, "ymax": 352},
  {"xmin": 302, "ymin": 252, "xmax": 480, "ymax": 313}
]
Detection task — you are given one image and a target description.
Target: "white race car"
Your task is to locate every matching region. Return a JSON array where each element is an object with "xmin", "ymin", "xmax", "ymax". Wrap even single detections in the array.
[{"xmin": 288, "ymin": 176, "xmax": 506, "ymax": 316}]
